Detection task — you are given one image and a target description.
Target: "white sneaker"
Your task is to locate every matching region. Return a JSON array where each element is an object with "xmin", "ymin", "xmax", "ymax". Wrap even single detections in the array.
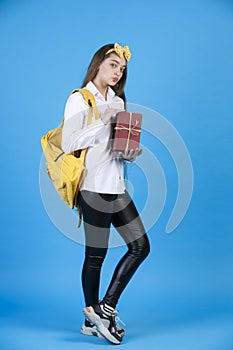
[
  {"xmin": 81, "ymin": 318, "xmax": 125, "ymax": 338},
  {"xmin": 83, "ymin": 302, "xmax": 124, "ymax": 344},
  {"xmin": 81, "ymin": 319, "xmax": 103, "ymax": 338}
]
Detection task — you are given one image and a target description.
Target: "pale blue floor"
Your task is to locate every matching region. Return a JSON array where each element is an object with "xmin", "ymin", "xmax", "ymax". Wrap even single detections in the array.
[
  {"xmin": 1, "ymin": 293, "xmax": 233, "ymax": 350},
  {"xmin": 1, "ymin": 320, "xmax": 231, "ymax": 350}
]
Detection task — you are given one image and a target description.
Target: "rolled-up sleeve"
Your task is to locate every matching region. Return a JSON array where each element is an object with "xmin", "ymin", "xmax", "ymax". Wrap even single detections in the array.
[{"xmin": 61, "ymin": 92, "xmax": 106, "ymax": 154}]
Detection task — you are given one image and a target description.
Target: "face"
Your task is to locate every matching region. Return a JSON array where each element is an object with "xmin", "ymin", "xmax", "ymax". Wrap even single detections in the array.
[{"xmin": 96, "ymin": 53, "xmax": 126, "ymax": 87}]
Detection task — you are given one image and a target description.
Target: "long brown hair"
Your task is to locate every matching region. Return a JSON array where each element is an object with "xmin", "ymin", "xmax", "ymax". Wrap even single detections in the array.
[{"xmin": 81, "ymin": 43, "xmax": 128, "ymax": 103}]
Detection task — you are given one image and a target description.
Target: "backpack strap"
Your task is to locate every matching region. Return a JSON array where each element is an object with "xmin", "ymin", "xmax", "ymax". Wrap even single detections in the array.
[{"xmin": 71, "ymin": 88, "xmax": 100, "ymax": 125}]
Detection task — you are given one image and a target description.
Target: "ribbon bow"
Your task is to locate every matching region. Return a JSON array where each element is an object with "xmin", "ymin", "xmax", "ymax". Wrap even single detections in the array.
[{"xmin": 106, "ymin": 43, "xmax": 132, "ymax": 61}]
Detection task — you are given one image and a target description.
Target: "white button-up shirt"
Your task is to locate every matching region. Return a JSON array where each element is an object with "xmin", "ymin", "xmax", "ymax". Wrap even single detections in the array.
[{"xmin": 61, "ymin": 81, "xmax": 126, "ymax": 194}]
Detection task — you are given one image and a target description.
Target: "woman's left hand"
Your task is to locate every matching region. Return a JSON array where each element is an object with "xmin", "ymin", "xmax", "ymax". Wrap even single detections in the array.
[{"xmin": 119, "ymin": 148, "xmax": 143, "ymax": 162}]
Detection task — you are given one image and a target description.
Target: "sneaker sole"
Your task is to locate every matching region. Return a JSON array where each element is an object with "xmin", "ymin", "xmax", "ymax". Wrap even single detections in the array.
[
  {"xmin": 83, "ymin": 306, "xmax": 121, "ymax": 345},
  {"xmin": 81, "ymin": 325, "xmax": 103, "ymax": 338}
]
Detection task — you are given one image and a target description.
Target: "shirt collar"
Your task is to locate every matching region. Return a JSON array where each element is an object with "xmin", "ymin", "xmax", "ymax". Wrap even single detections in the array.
[{"xmin": 85, "ymin": 81, "xmax": 116, "ymax": 101}]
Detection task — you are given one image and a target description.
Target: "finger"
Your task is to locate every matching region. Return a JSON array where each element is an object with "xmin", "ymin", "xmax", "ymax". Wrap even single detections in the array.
[
  {"xmin": 114, "ymin": 108, "xmax": 125, "ymax": 115},
  {"xmin": 130, "ymin": 149, "xmax": 135, "ymax": 156},
  {"xmin": 124, "ymin": 149, "xmax": 131, "ymax": 157},
  {"xmin": 134, "ymin": 148, "xmax": 142, "ymax": 155}
]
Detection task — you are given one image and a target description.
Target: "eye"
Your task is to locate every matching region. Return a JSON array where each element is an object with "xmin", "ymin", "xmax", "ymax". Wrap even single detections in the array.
[
  {"xmin": 110, "ymin": 63, "xmax": 117, "ymax": 68},
  {"xmin": 120, "ymin": 67, "xmax": 126, "ymax": 72}
]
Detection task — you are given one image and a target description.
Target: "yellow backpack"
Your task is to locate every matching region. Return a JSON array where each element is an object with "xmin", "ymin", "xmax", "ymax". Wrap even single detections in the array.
[{"xmin": 41, "ymin": 88, "xmax": 99, "ymax": 225}]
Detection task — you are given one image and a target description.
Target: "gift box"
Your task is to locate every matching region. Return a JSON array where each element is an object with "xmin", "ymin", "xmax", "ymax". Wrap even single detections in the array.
[{"xmin": 112, "ymin": 112, "xmax": 142, "ymax": 152}]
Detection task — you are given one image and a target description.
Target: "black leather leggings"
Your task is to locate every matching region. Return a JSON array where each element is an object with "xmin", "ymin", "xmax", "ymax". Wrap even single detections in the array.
[{"xmin": 77, "ymin": 190, "xmax": 150, "ymax": 309}]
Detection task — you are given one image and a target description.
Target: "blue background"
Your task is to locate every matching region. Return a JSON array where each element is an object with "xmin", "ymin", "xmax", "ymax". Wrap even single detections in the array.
[{"xmin": 1, "ymin": 0, "xmax": 233, "ymax": 349}]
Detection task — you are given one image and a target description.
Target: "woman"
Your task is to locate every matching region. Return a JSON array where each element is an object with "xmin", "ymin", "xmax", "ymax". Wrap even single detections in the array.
[{"xmin": 61, "ymin": 43, "xmax": 150, "ymax": 345}]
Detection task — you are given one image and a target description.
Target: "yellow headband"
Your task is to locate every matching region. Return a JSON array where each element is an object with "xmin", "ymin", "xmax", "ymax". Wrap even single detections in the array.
[{"xmin": 105, "ymin": 43, "xmax": 131, "ymax": 61}]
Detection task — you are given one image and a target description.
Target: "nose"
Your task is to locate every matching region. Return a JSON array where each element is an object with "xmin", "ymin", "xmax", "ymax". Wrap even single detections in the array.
[{"xmin": 115, "ymin": 67, "xmax": 122, "ymax": 77}]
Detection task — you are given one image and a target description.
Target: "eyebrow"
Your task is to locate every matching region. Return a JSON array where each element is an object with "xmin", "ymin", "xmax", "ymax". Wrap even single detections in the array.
[{"xmin": 110, "ymin": 59, "xmax": 126, "ymax": 68}]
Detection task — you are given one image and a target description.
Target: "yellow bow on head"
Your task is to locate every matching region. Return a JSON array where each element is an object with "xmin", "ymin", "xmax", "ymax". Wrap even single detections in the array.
[{"xmin": 105, "ymin": 43, "xmax": 131, "ymax": 61}]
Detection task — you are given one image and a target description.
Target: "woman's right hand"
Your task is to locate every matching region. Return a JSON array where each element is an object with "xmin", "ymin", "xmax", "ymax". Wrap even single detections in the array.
[{"xmin": 101, "ymin": 108, "xmax": 124, "ymax": 125}]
